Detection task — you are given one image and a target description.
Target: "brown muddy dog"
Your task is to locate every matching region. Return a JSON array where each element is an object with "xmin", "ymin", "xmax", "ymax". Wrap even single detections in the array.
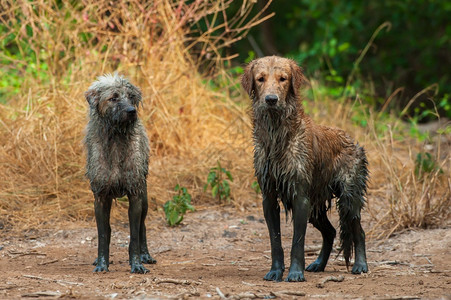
[
  {"xmin": 84, "ymin": 74, "xmax": 156, "ymax": 273},
  {"xmin": 241, "ymin": 56, "xmax": 369, "ymax": 282}
]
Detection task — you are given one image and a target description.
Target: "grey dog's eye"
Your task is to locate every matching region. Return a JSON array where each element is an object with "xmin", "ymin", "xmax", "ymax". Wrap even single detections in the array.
[
  {"xmin": 280, "ymin": 77, "xmax": 287, "ymax": 82},
  {"xmin": 257, "ymin": 77, "xmax": 265, "ymax": 82}
]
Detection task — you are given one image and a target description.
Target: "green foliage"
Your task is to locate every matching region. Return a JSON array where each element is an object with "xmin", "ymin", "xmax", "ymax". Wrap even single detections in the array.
[
  {"xmin": 251, "ymin": 180, "xmax": 261, "ymax": 197},
  {"xmin": 204, "ymin": 161, "xmax": 233, "ymax": 203},
  {"xmin": 415, "ymin": 152, "xmax": 443, "ymax": 178},
  {"xmin": 232, "ymin": 0, "xmax": 450, "ymax": 117},
  {"xmin": 163, "ymin": 185, "xmax": 195, "ymax": 227}
]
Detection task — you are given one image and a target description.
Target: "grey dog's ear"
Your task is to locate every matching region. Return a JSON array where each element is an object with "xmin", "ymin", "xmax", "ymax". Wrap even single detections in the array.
[
  {"xmin": 241, "ymin": 60, "xmax": 256, "ymax": 97},
  {"xmin": 85, "ymin": 88, "xmax": 99, "ymax": 108},
  {"xmin": 289, "ymin": 60, "xmax": 308, "ymax": 98}
]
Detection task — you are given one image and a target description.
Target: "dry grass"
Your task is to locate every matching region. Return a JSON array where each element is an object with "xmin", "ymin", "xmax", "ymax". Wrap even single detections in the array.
[{"xmin": 0, "ymin": 0, "xmax": 449, "ymax": 237}]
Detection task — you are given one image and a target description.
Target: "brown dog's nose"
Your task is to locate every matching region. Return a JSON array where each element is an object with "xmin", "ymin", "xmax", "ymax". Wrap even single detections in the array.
[{"xmin": 265, "ymin": 94, "xmax": 278, "ymax": 106}]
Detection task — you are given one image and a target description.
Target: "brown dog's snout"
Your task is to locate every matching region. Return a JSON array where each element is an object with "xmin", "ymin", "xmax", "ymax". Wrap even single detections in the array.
[{"xmin": 265, "ymin": 94, "xmax": 279, "ymax": 106}]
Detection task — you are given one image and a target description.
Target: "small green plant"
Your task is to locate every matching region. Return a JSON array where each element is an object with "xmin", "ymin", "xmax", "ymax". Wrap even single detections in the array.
[
  {"xmin": 251, "ymin": 180, "xmax": 261, "ymax": 197},
  {"xmin": 163, "ymin": 185, "xmax": 195, "ymax": 227},
  {"xmin": 204, "ymin": 161, "xmax": 233, "ymax": 202},
  {"xmin": 415, "ymin": 152, "xmax": 443, "ymax": 178}
]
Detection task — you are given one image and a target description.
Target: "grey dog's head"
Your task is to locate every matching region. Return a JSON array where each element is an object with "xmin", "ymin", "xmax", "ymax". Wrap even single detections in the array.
[{"xmin": 85, "ymin": 73, "xmax": 142, "ymax": 125}]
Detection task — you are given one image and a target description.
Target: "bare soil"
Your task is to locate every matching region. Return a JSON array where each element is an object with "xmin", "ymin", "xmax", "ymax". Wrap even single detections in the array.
[{"xmin": 1, "ymin": 206, "xmax": 450, "ymax": 299}]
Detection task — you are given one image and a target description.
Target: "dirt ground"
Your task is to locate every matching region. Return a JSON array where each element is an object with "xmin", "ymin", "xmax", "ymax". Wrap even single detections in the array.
[{"xmin": 1, "ymin": 206, "xmax": 450, "ymax": 299}]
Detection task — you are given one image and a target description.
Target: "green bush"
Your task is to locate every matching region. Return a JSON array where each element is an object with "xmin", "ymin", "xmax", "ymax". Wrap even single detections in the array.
[
  {"xmin": 163, "ymin": 185, "xmax": 195, "ymax": 227},
  {"xmin": 204, "ymin": 161, "xmax": 233, "ymax": 203}
]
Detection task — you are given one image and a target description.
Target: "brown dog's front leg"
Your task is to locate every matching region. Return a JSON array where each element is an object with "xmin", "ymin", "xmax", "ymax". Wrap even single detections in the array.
[
  {"xmin": 286, "ymin": 195, "xmax": 310, "ymax": 282},
  {"xmin": 263, "ymin": 188, "xmax": 284, "ymax": 282}
]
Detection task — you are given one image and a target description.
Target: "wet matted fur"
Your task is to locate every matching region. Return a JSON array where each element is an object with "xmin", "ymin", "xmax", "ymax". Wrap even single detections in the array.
[
  {"xmin": 84, "ymin": 73, "xmax": 156, "ymax": 274},
  {"xmin": 241, "ymin": 56, "xmax": 369, "ymax": 282}
]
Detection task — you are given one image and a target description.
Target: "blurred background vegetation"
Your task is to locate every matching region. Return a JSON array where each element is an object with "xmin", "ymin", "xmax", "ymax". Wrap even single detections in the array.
[
  {"xmin": 230, "ymin": 0, "xmax": 450, "ymax": 121},
  {"xmin": 0, "ymin": 0, "xmax": 449, "ymax": 235}
]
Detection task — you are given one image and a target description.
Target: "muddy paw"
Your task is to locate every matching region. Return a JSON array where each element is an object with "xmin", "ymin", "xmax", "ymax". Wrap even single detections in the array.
[
  {"xmin": 93, "ymin": 264, "xmax": 109, "ymax": 272},
  {"xmin": 285, "ymin": 271, "xmax": 306, "ymax": 282},
  {"xmin": 93, "ymin": 257, "xmax": 112, "ymax": 266},
  {"xmin": 140, "ymin": 253, "xmax": 157, "ymax": 264},
  {"xmin": 264, "ymin": 269, "xmax": 284, "ymax": 282},
  {"xmin": 130, "ymin": 263, "xmax": 149, "ymax": 274},
  {"xmin": 351, "ymin": 262, "xmax": 368, "ymax": 274},
  {"xmin": 306, "ymin": 260, "xmax": 326, "ymax": 272}
]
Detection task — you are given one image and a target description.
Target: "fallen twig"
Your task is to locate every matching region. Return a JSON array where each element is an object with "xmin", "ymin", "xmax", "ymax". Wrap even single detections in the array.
[
  {"xmin": 154, "ymin": 278, "xmax": 200, "ymax": 285},
  {"xmin": 271, "ymin": 290, "xmax": 306, "ymax": 297},
  {"xmin": 22, "ymin": 275, "xmax": 84, "ymax": 286},
  {"xmin": 316, "ymin": 275, "xmax": 345, "ymax": 288},
  {"xmin": 216, "ymin": 287, "xmax": 227, "ymax": 299},
  {"xmin": 22, "ymin": 291, "xmax": 61, "ymax": 297},
  {"xmin": 8, "ymin": 250, "xmax": 47, "ymax": 257},
  {"xmin": 38, "ymin": 259, "xmax": 59, "ymax": 265}
]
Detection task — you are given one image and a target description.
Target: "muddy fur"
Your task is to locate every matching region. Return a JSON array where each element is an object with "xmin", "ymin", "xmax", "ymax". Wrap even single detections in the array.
[
  {"xmin": 84, "ymin": 73, "xmax": 156, "ymax": 274},
  {"xmin": 241, "ymin": 56, "xmax": 369, "ymax": 282}
]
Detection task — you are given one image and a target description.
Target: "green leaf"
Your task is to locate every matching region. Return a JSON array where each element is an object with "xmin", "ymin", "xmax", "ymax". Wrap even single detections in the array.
[
  {"xmin": 211, "ymin": 184, "xmax": 219, "ymax": 198},
  {"xmin": 207, "ymin": 171, "xmax": 216, "ymax": 185},
  {"xmin": 225, "ymin": 171, "xmax": 233, "ymax": 181},
  {"xmin": 168, "ymin": 210, "xmax": 179, "ymax": 226}
]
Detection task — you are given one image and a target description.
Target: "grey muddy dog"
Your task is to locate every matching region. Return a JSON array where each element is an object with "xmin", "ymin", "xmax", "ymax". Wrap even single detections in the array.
[{"xmin": 84, "ymin": 73, "xmax": 155, "ymax": 273}]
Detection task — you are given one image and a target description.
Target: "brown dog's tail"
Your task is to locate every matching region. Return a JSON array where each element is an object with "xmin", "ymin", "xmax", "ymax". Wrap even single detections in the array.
[{"xmin": 337, "ymin": 145, "xmax": 369, "ymax": 270}]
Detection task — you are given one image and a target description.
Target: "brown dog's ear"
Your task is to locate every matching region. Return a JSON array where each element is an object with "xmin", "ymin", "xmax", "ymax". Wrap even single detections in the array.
[
  {"xmin": 241, "ymin": 61, "xmax": 256, "ymax": 98},
  {"xmin": 289, "ymin": 60, "xmax": 308, "ymax": 98},
  {"xmin": 85, "ymin": 89, "xmax": 99, "ymax": 108}
]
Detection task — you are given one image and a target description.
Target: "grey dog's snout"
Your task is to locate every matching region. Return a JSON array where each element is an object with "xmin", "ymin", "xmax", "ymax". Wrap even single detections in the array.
[
  {"xmin": 265, "ymin": 94, "xmax": 278, "ymax": 106},
  {"xmin": 126, "ymin": 106, "xmax": 137, "ymax": 114}
]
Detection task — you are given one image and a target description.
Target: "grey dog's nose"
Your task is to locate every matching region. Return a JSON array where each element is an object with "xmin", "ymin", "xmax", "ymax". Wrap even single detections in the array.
[
  {"xmin": 126, "ymin": 106, "xmax": 137, "ymax": 114},
  {"xmin": 265, "ymin": 94, "xmax": 278, "ymax": 106}
]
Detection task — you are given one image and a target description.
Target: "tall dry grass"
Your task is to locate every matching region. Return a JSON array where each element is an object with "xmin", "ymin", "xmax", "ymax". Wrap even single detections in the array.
[
  {"xmin": 0, "ymin": 0, "xmax": 449, "ymax": 237},
  {"xmin": 0, "ymin": 0, "xmax": 274, "ymax": 228}
]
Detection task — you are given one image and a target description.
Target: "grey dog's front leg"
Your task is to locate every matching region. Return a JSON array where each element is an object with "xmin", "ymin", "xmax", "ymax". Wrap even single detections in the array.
[
  {"xmin": 138, "ymin": 188, "xmax": 156, "ymax": 264},
  {"xmin": 94, "ymin": 195, "xmax": 112, "ymax": 272},
  {"xmin": 128, "ymin": 192, "xmax": 149, "ymax": 274},
  {"xmin": 286, "ymin": 195, "xmax": 310, "ymax": 282},
  {"xmin": 263, "ymin": 188, "xmax": 285, "ymax": 282}
]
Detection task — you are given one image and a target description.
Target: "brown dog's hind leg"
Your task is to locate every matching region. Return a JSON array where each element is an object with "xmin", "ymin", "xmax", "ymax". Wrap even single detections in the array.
[
  {"xmin": 351, "ymin": 216, "xmax": 368, "ymax": 274},
  {"xmin": 306, "ymin": 208, "xmax": 336, "ymax": 272}
]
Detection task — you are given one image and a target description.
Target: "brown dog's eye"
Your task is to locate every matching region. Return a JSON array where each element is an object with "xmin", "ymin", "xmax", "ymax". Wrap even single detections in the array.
[
  {"xmin": 280, "ymin": 77, "xmax": 287, "ymax": 82},
  {"xmin": 257, "ymin": 77, "xmax": 265, "ymax": 82}
]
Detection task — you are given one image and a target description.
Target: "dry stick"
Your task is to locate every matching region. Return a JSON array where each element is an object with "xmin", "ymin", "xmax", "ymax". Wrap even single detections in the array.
[
  {"xmin": 22, "ymin": 275, "xmax": 84, "ymax": 286},
  {"xmin": 316, "ymin": 275, "xmax": 345, "ymax": 288},
  {"xmin": 38, "ymin": 259, "xmax": 59, "ymax": 265},
  {"xmin": 216, "ymin": 287, "xmax": 227, "ymax": 300},
  {"xmin": 271, "ymin": 290, "xmax": 306, "ymax": 297},
  {"xmin": 8, "ymin": 250, "xmax": 47, "ymax": 257},
  {"xmin": 154, "ymin": 278, "xmax": 200, "ymax": 285},
  {"xmin": 21, "ymin": 291, "xmax": 62, "ymax": 297}
]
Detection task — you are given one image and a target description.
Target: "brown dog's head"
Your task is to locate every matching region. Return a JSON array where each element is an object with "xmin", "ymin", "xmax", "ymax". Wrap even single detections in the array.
[
  {"xmin": 241, "ymin": 56, "xmax": 307, "ymax": 116},
  {"xmin": 85, "ymin": 73, "xmax": 142, "ymax": 125}
]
